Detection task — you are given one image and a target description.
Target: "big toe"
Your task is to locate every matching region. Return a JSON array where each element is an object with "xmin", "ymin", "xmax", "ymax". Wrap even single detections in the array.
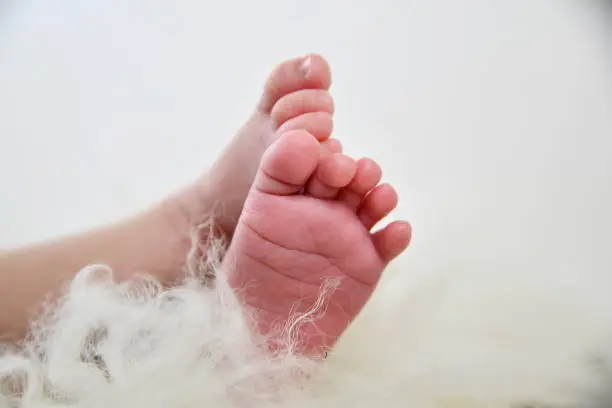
[
  {"xmin": 255, "ymin": 130, "xmax": 321, "ymax": 196},
  {"xmin": 258, "ymin": 54, "xmax": 332, "ymax": 114}
]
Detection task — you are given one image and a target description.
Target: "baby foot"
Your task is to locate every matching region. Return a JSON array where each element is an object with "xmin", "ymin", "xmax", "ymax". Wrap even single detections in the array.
[
  {"xmin": 223, "ymin": 130, "xmax": 411, "ymax": 356},
  {"xmin": 175, "ymin": 54, "xmax": 335, "ymax": 241}
]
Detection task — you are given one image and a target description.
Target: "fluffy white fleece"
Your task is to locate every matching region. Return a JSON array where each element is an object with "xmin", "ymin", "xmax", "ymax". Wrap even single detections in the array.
[{"xmin": 2, "ymin": 238, "xmax": 612, "ymax": 408}]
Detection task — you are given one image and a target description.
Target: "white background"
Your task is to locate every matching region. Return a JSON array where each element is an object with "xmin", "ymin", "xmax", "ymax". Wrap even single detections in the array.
[{"xmin": 1, "ymin": 1, "xmax": 611, "ymax": 284}]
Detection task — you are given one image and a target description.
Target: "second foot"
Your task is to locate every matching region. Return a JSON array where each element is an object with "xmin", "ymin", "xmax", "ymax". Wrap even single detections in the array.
[{"xmin": 180, "ymin": 55, "xmax": 337, "ymax": 241}]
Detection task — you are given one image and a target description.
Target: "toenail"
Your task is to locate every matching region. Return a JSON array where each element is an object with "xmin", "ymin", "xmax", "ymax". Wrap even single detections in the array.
[{"xmin": 300, "ymin": 56, "xmax": 313, "ymax": 78}]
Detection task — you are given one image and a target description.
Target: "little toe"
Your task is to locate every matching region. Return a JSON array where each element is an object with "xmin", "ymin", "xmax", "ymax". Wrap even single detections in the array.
[
  {"xmin": 337, "ymin": 158, "xmax": 382, "ymax": 210},
  {"xmin": 255, "ymin": 130, "xmax": 320, "ymax": 196},
  {"xmin": 306, "ymin": 153, "xmax": 357, "ymax": 199},
  {"xmin": 277, "ymin": 111, "xmax": 334, "ymax": 141},
  {"xmin": 371, "ymin": 221, "xmax": 412, "ymax": 264},
  {"xmin": 357, "ymin": 184, "xmax": 399, "ymax": 230},
  {"xmin": 271, "ymin": 89, "xmax": 334, "ymax": 128},
  {"xmin": 258, "ymin": 54, "xmax": 332, "ymax": 114}
]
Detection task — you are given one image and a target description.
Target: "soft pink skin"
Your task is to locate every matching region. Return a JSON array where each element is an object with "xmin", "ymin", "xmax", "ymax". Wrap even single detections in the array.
[{"xmin": 224, "ymin": 130, "xmax": 412, "ymax": 356}]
